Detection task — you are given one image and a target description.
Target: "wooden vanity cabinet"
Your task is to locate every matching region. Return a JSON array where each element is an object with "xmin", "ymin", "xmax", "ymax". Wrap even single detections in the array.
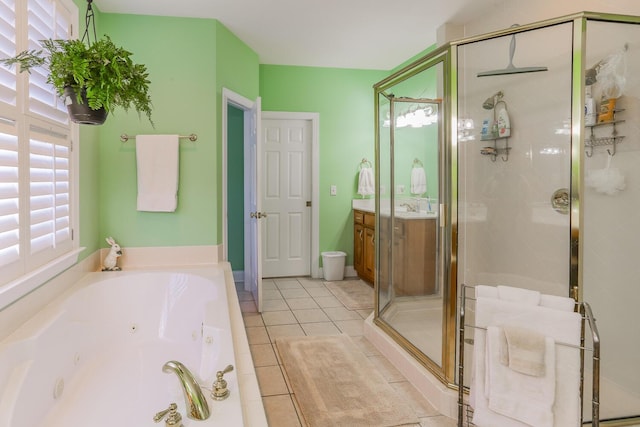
[{"xmin": 353, "ymin": 209, "xmax": 375, "ymax": 285}]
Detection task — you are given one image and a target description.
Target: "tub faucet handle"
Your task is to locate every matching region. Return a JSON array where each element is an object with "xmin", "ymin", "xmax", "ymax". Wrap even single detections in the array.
[
  {"xmin": 211, "ymin": 364, "xmax": 234, "ymax": 400},
  {"xmin": 153, "ymin": 403, "xmax": 183, "ymax": 427}
]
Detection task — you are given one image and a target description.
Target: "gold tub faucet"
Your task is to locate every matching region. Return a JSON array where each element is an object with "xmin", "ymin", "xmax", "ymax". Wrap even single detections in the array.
[{"xmin": 162, "ymin": 360, "xmax": 210, "ymax": 420}]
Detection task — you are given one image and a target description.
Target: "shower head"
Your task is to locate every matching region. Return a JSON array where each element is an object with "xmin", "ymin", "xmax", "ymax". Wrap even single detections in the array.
[{"xmin": 482, "ymin": 91, "xmax": 504, "ymax": 109}]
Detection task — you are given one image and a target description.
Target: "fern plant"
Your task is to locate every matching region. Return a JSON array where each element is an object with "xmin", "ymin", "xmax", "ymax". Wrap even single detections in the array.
[{"xmin": 2, "ymin": 36, "xmax": 153, "ymax": 124}]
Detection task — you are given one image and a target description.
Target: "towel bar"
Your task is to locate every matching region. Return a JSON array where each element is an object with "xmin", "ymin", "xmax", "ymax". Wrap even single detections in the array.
[
  {"xmin": 457, "ymin": 284, "xmax": 601, "ymax": 427},
  {"xmin": 120, "ymin": 133, "xmax": 197, "ymax": 142}
]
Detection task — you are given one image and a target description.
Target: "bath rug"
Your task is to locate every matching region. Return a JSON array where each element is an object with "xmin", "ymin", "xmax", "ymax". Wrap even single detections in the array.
[
  {"xmin": 277, "ymin": 335, "xmax": 419, "ymax": 427},
  {"xmin": 325, "ymin": 279, "xmax": 374, "ymax": 310}
]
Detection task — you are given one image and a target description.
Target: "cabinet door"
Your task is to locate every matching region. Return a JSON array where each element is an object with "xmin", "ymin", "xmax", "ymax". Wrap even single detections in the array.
[
  {"xmin": 354, "ymin": 222, "xmax": 364, "ymax": 274},
  {"xmin": 364, "ymin": 226, "xmax": 375, "ymax": 282}
]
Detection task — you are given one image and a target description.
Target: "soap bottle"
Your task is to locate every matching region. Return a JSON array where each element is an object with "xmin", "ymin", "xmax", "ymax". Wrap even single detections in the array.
[
  {"xmin": 585, "ymin": 85, "xmax": 596, "ymax": 126},
  {"xmin": 496, "ymin": 104, "xmax": 511, "ymax": 137}
]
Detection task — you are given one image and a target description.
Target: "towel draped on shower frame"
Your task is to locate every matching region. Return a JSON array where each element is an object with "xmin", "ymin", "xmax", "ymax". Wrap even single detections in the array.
[{"xmin": 457, "ymin": 284, "xmax": 601, "ymax": 427}]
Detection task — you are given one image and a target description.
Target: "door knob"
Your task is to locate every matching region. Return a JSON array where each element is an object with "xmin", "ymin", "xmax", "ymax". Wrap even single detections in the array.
[{"xmin": 257, "ymin": 212, "xmax": 268, "ymax": 218}]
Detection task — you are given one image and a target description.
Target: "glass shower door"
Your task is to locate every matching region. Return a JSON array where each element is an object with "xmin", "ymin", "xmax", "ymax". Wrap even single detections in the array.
[{"xmin": 376, "ymin": 55, "xmax": 449, "ymax": 376}]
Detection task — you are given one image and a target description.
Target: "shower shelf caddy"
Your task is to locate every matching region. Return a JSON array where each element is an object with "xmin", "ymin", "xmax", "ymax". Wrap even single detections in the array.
[
  {"xmin": 585, "ymin": 108, "xmax": 625, "ymax": 157},
  {"xmin": 456, "ymin": 284, "xmax": 601, "ymax": 427},
  {"xmin": 479, "ymin": 98, "xmax": 511, "ymax": 162}
]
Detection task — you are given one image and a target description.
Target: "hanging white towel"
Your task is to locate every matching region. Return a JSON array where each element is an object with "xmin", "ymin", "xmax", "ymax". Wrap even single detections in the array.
[
  {"xmin": 410, "ymin": 167, "xmax": 427, "ymax": 195},
  {"xmin": 136, "ymin": 135, "xmax": 180, "ymax": 212},
  {"xmin": 486, "ymin": 326, "xmax": 556, "ymax": 427},
  {"xmin": 357, "ymin": 167, "xmax": 375, "ymax": 196}
]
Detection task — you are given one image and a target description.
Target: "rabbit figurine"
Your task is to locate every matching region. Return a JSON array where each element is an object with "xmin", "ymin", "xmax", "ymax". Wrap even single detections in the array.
[{"xmin": 102, "ymin": 237, "xmax": 122, "ymax": 271}]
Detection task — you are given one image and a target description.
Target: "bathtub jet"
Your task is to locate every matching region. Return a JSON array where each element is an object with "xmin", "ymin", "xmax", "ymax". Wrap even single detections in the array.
[{"xmin": 162, "ymin": 360, "xmax": 210, "ymax": 420}]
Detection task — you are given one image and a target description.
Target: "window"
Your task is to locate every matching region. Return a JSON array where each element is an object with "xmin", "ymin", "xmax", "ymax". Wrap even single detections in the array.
[{"xmin": 0, "ymin": 0, "xmax": 79, "ymax": 303}]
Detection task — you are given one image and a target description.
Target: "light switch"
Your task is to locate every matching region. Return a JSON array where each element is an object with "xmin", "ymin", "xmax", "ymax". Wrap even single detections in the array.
[{"xmin": 330, "ymin": 185, "xmax": 337, "ymax": 196}]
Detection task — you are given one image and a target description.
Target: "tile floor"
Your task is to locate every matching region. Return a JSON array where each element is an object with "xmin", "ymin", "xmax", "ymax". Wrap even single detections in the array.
[{"xmin": 236, "ymin": 276, "xmax": 458, "ymax": 427}]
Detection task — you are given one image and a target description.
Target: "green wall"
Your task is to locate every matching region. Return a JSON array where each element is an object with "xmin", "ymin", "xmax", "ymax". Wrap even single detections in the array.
[
  {"xmin": 259, "ymin": 65, "xmax": 388, "ymax": 265},
  {"xmin": 92, "ymin": 15, "xmax": 259, "ymax": 250},
  {"xmin": 227, "ymin": 105, "xmax": 244, "ymax": 270}
]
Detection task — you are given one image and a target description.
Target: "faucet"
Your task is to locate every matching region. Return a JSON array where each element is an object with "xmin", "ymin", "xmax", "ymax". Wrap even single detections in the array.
[
  {"xmin": 162, "ymin": 360, "xmax": 210, "ymax": 420},
  {"xmin": 399, "ymin": 200, "xmax": 418, "ymax": 212}
]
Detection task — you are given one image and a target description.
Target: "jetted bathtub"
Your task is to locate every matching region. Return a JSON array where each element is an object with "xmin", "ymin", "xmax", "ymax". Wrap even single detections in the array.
[{"xmin": 0, "ymin": 268, "xmax": 247, "ymax": 426}]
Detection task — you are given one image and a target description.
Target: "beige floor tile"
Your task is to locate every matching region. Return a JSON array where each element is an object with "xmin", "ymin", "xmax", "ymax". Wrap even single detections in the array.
[
  {"xmin": 262, "ymin": 280, "xmax": 277, "ymax": 290},
  {"xmin": 263, "ymin": 289, "xmax": 284, "ymax": 300},
  {"xmin": 246, "ymin": 326, "xmax": 271, "ymax": 345},
  {"xmin": 266, "ymin": 324, "xmax": 306, "ymax": 341},
  {"xmin": 262, "ymin": 395, "xmax": 303, "ymax": 427},
  {"xmin": 262, "ymin": 299, "xmax": 290, "ymax": 312},
  {"xmin": 242, "ymin": 312, "xmax": 264, "ymax": 327},
  {"xmin": 274, "ymin": 279, "xmax": 302, "ymax": 289},
  {"xmin": 367, "ymin": 354, "xmax": 406, "ymax": 382},
  {"xmin": 419, "ymin": 415, "xmax": 458, "ymax": 426},
  {"xmin": 262, "ymin": 310, "xmax": 298, "ymax": 326},
  {"xmin": 304, "ymin": 286, "xmax": 332, "ymax": 297},
  {"xmin": 300, "ymin": 321, "xmax": 341, "ymax": 336},
  {"xmin": 285, "ymin": 297, "xmax": 319, "ymax": 310},
  {"xmin": 292, "ymin": 308, "xmax": 330, "ymax": 323},
  {"xmin": 323, "ymin": 306, "xmax": 362, "ymax": 321},
  {"xmin": 255, "ymin": 365, "xmax": 289, "ymax": 396},
  {"xmin": 240, "ymin": 300, "xmax": 258, "ymax": 313},
  {"xmin": 298, "ymin": 277, "xmax": 325, "ymax": 289},
  {"xmin": 250, "ymin": 343, "xmax": 278, "ymax": 367},
  {"xmin": 312, "ymin": 295, "xmax": 343, "ymax": 308},
  {"xmin": 390, "ymin": 381, "xmax": 440, "ymax": 417},
  {"xmin": 334, "ymin": 318, "xmax": 365, "ymax": 336},
  {"xmin": 280, "ymin": 288, "xmax": 310, "ymax": 299}
]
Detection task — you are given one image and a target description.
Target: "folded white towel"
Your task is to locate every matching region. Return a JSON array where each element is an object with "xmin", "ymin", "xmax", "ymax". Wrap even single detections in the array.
[
  {"xmin": 472, "ymin": 291, "xmax": 582, "ymax": 427},
  {"xmin": 502, "ymin": 326, "xmax": 547, "ymax": 377},
  {"xmin": 357, "ymin": 167, "xmax": 375, "ymax": 196},
  {"xmin": 497, "ymin": 285, "xmax": 541, "ymax": 305},
  {"xmin": 136, "ymin": 135, "xmax": 180, "ymax": 212},
  {"xmin": 487, "ymin": 326, "xmax": 556, "ymax": 427},
  {"xmin": 410, "ymin": 167, "xmax": 427, "ymax": 195}
]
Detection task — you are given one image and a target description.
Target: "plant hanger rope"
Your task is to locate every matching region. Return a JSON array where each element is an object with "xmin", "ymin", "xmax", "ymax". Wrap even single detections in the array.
[{"xmin": 81, "ymin": 0, "xmax": 97, "ymax": 45}]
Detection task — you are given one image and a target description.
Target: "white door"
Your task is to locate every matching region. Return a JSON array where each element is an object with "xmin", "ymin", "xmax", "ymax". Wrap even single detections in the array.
[
  {"xmin": 261, "ymin": 118, "xmax": 312, "ymax": 277},
  {"xmin": 244, "ymin": 98, "xmax": 263, "ymax": 311}
]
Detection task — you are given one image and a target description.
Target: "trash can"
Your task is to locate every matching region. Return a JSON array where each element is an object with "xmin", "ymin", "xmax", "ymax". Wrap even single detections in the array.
[{"xmin": 321, "ymin": 251, "xmax": 347, "ymax": 281}]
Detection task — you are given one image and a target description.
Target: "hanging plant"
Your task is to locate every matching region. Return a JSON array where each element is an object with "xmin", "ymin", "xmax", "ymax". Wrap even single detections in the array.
[{"xmin": 0, "ymin": 1, "xmax": 152, "ymax": 125}]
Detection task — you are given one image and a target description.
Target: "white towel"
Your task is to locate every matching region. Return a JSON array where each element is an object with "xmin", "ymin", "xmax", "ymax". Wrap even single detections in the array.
[
  {"xmin": 136, "ymin": 135, "xmax": 180, "ymax": 212},
  {"xmin": 471, "ymin": 288, "xmax": 582, "ymax": 427},
  {"xmin": 410, "ymin": 167, "xmax": 427, "ymax": 195},
  {"xmin": 487, "ymin": 326, "xmax": 556, "ymax": 427},
  {"xmin": 357, "ymin": 167, "xmax": 375, "ymax": 196}
]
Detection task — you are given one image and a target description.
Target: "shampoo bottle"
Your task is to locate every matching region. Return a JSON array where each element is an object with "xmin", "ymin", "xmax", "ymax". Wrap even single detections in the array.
[
  {"xmin": 496, "ymin": 104, "xmax": 511, "ymax": 137},
  {"xmin": 585, "ymin": 85, "xmax": 596, "ymax": 126}
]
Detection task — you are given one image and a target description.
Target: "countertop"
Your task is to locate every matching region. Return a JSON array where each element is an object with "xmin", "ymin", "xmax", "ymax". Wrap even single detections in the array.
[{"xmin": 352, "ymin": 199, "xmax": 437, "ymax": 220}]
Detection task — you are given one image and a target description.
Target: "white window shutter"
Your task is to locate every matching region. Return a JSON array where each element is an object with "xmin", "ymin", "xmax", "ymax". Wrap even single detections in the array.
[
  {"xmin": 27, "ymin": 0, "xmax": 70, "ymax": 124},
  {"xmin": 0, "ymin": 119, "xmax": 20, "ymax": 278},
  {"xmin": 28, "ymin": 124, "xmax": 71, "ymax": 268},
  {"xmin": 0, "ymin": 0, "xmax": 17, "ymax": 106}
]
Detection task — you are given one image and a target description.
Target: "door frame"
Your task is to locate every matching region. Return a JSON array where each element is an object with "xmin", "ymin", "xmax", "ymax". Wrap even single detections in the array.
[
  {"xmin": 222, "ymin": 95, "xmax": 322, "ymax": 281},
  {"xmin": 222, "ymin": 88, "xmax": 258, "ymax": 286},
  {"xmin": 262, "ymin": 111, "xmax": 320, "ymax": 279}
]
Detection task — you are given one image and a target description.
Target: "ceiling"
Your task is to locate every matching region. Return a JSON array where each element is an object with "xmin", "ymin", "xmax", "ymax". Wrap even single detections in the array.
[{"xmin": 94, "ymin": 0, "xmax": 497, "ymax": 70}]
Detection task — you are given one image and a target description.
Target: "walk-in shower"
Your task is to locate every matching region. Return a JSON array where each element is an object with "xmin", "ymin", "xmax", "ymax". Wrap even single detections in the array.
[{"xmin": 373, "ymin": 12, "xmax": 640, "ymax": 426}]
